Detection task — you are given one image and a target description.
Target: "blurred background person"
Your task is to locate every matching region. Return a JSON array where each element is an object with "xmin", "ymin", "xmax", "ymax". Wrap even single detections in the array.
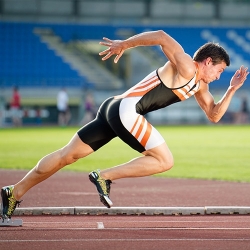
[
  {"xmin": 234, "ymin": 96, "xmax": 249, "ymax": 124},
  {"xmin": 10, "ymin": 86, "xmax": 22, "ymax": 127},
  {"xmin": 57, "ymin": 88, "xmax": 71, "ymax": 127},
  {"xmin": 81, "ymin": 93, "xmax": 96, "ymax": 125}
]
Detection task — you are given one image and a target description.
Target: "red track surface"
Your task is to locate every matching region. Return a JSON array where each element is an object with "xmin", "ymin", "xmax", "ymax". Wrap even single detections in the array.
[
  {"xmin": 1, "ymin": 170, "xmax": 250, "ymax": 249},
  {"xmin": 2, "ymin": 215, "xmax": 250, "ymax": 250}
]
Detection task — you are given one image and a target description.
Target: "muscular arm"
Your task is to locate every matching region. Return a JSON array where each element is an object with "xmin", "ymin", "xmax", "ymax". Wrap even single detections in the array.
[
  {"xmin": 195, "ymin": 85, "xmax": 236, "ymax": 123},
  {"xmin": 195, "ymin": 66, "xmax": 249, "ymax": 123},
  {"xmin": 99, "ymin": 30, "xmax": 195, "ymax": 79}
]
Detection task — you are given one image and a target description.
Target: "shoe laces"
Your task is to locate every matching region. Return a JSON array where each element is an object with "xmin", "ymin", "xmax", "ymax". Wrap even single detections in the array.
[
  {"xmin": 7, "ymin": 195, "xmax": 22, "ymax": 217},
  {"xmin": 98, "ymin": 178, "xmax": 109, "ymax": 196},
  {"xmin": 106, "ymin": 180, "xmax": 112, "ymax": 195}
]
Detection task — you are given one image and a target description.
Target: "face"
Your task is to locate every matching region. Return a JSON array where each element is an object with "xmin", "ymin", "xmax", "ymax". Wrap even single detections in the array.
[{"xmin": 202, "ymin": 58, "xmax": 227, "ymax": 84}]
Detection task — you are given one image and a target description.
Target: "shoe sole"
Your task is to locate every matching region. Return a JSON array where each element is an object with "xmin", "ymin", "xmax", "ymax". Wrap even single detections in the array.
[
  {"xmin": 0, "ymin": 202, "xmax": 3, "ymax": 219},
  {"xmin": 1, "ymin": 190, "xmax": 6, "ymax": 219},
  {"xmin": 89, "ymin": 174, "xmax": 113, "ymax": 208},
  {"xmin": 99, "ymin": 195, "xmax": 113, "ymax": 208}
]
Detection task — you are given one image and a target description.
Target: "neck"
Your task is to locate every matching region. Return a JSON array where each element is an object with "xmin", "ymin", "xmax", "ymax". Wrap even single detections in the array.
[{"xmin": 193, "ymin": 61, "xmax": 201, "ymax": 83}]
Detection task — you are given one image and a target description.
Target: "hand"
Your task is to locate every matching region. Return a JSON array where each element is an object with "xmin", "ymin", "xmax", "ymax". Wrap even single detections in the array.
[
  {"xmin": 99, "ymin": 37, "xmax": 125, "ymax": 63},
  {"xmin": 230, "ymin": 65, "xmax": 249, "ymax": 90}
]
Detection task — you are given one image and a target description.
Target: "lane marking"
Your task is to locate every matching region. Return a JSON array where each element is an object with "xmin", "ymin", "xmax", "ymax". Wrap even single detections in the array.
[
  {"xmin": 97, "ymin": 222, "xmax": 104, "ymax": 229},
  {"xmin": 6, "ymin": 227, "xmax": 250, "ymax": 230},
  {"xmin": 1, "ymin": 239, "xmax": 250, "ymax": 242},
  {"xmin": 25, "ymin": 220, "xmax": 250, "ymax": 224}
]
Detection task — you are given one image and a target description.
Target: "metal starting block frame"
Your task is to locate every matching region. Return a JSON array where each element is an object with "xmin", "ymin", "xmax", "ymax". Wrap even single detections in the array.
[
  {"xmin": 0, "ymin": 218, "xmax": 23, "ymax": 227},
  {"xmin": 0, "ymin": 202, "xmax": 23, "ymax": 227}
]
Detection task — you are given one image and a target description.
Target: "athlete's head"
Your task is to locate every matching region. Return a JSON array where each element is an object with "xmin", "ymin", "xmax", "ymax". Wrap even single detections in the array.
[
  {"xmin": 193, "ymin": 42, "xmax": 230, "ymax": 84},
  {"xmin": 193, "ymin": 42, "xmax": 230, "ymax": 66}
]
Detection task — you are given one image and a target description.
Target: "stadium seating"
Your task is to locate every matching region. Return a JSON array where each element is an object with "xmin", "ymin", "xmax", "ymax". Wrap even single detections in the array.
[
  {"xmin": 1, "ymin": 21, "xmax": 250, "ymax": 90},
  {"xmin": 0, "ymin": 22, "xmax": 91, "ymax": 88}
]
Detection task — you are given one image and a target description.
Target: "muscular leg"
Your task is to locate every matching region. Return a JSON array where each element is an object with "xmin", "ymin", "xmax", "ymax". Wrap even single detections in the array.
[
  {"xmin": 13, "ymin": 133, "xmax": 93, "ymax": 200},
  {"xmin": 101, "ymin": 142, "xmax": 174, "ymax": 181}
]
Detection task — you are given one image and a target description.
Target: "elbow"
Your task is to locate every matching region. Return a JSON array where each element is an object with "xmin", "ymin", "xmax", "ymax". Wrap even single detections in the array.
[
  {"xmin": 156, "ymin": 30, "xmax": 168, "ymax": 42},
  {"xmin": 157, "ymin": 30, "xmax": 167, "ymax": 36},
  {"xmin": 209, "ymin": 119, "xmax": 219, "ymax": 124},
  {"xmin": 208, "ymin": 114, "xmax": 220, "ymax": 123}
]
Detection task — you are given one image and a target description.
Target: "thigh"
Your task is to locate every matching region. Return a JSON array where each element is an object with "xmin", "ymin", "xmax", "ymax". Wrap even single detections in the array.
[
  {"xmin": 61, "ymin": 133, "xmax": 94, "ymax": 160},
  {"xmin": 116, "ymin": 98, "xmax": 166, "ymax": 152},
  {"xmin": 101, "ymin": 97, "xmax": 148, "ymax": 153},
  {"xmin": 77, "ymin": 113, "xmax": 117, "ymax": 151},
  {"xmin": 143, "ymin": 142, "xmax": 173, "ymax": 164}
]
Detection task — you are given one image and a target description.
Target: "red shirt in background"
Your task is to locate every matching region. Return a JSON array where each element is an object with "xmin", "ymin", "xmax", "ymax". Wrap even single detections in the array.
[{"xmin": 11, "ymin": 90, "xmax": 21, "ymax": 108}]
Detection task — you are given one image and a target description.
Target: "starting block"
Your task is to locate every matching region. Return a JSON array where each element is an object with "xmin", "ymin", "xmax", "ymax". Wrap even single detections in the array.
[
  {"xmin": 0, "ymin": 202, "xmax": 23, "ymax": 227},
  {"xmin": 0, "ymin": 218, "xmax": 23, "ymax": 227}
]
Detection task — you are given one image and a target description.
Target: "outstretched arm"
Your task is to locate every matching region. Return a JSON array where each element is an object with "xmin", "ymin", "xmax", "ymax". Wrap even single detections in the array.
[
  {"xmin": 99, "ymin": 30, "xmax": 195, "ymax": 78},
  {"xmin": 195, "ymin": 66, "xmax": 249, "ymax": 123}
]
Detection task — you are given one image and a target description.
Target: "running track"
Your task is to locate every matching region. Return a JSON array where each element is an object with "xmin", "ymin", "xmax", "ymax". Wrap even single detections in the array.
[
  {"xmin": 2, "ymin": 215, "xmax": 250, "ymax": 250},
  {"xmin": 1, "ymin": 170, "xmax": 250, "ymax": 250}
]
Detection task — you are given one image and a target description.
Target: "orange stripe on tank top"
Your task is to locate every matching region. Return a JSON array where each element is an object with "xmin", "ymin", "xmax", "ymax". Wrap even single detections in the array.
[
  {"xmin": 172, "ymin": 89, "xmax": 186, "ymax": 101},
  {"xmin": 173, "ymin": 82, "xmax": 193, "ymax": 100},
  {"xmin": 135, "ymin": 77, "xmax": 159, "ymax": 90},
  {"xmin": 124, "ymin": 77, "xmax": 160, "ymax": 98}
]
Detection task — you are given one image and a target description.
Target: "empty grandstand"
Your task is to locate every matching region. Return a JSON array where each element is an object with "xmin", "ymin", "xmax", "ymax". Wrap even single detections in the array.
[{"xmin": 0, "ymin": 0, "xmax": 249, "ymax": 126}]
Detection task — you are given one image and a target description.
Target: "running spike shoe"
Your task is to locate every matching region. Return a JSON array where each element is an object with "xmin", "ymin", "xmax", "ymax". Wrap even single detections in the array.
[
  {"xmin": 89, "ymin": 170, "xmax": 113, "ymax": 208},
  {"xmin": 1, "ymin": 185, "xmax": 22, "ymax": 219}
]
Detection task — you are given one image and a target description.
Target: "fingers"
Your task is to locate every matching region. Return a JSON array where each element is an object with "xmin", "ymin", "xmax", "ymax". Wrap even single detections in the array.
[
  {"xmin": 100, "ymin": 51, "xmax": 113, "ymax": 61},
  {"xmin": 103, "ymin": 37, "xmax": 113, "ymax": 43},
  {"xmin": 98, "ymin": 37, "xmax": 113, "ymax": 60},
  {"xmin": 99, "ymin": 37, "xmax": 113, "ymax": 47},
  {"xmin": 114, "ymin": 51, "xmax": 124, "ymax": 64},
  {"xmin": 240, "ymin": 66, "xmax": 249, "ymax": 80},
  {"xmin": 99, "ymin": 48, "xmax": 110, "ymax": 56},
  {"xmin": 99, "ymin": 41, "xmax": 112, "ymax": 47},
  {"xmin": 98, "ymin": 37, "xmax": 124, "ymax": 62},
  {"xmin": 234, "ymin": 66, "xmax": 249, "ymax": 86},
  {"xmin": 240, "ymin": 65, "xmax": 248, "ymax": 74},
  {"xmin": 235, "ymin": 65, "xmax": 249, "ymax": 78},
  {"xmin": 100, "ymin": 50, "xmax": 123, "ymax": 62}
]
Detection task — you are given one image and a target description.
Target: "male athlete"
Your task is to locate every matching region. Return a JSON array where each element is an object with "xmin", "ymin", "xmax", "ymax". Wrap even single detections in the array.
[{"xmin": 1, "ymin": 30, "xmax": 249, "ymax": 219}]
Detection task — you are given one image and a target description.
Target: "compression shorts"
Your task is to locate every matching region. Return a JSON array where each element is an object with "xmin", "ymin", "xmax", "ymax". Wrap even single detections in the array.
[{"xmin": 77, "ymin": 97, "xmax": 165, "ymax": 153}]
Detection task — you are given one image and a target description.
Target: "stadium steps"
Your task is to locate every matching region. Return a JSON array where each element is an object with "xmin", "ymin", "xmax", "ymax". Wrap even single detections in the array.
[
  {"xmin": 67, "ymin": 40, "xmax": 123, "ymax": 90},
  {"xmin": 136, "ymin": 46, "xmax": 167, "ymax": 68},
  {"xmin": 33, "ymin": 28, "xmax": 123, "ymax": 90},
  {"xmin": 117, "ymin": 28, "xmax": 166, "ymax": 69}
]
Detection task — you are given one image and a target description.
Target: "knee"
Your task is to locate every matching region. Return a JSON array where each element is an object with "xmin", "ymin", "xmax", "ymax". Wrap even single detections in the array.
[
  {"xmin": 59, "ymin": 147, "xmax": 82, "ymax": 167},
  {"xmin": 157, "ymin": 154, "xmax": 174, "ymax": 173}
]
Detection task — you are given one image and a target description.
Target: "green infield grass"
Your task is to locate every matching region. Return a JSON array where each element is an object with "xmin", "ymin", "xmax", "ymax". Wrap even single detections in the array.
[{"xmin": 0, "ymin": 125, "xmax": 249, "ymax": 182}]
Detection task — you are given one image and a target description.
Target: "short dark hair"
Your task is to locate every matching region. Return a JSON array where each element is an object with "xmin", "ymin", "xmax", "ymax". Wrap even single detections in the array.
[{"xmin": 193, "ymin": 42, "xmax": 230, "ymax": 66}]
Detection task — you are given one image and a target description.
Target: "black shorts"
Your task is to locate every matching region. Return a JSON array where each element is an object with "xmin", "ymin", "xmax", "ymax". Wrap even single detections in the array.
[{"xmin": 77, "ymin": 97, "xmax": 145, "ymax": 153}]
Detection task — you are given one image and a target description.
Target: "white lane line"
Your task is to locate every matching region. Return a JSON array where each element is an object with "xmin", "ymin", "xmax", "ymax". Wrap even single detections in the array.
[
  {"xmin": 1, "ymin": 239, "xmax": 250, "ymax": 242},
  {"xmin": 97, "ymin": 222, "xmax": 104, "ymax": 229},
  {"xmin": 9, "ymin": 227, "xmax": 250, "ymax": 230},
  {"xmin": 24, "ymin": 220, "xmax": 250, "ymax": 224}
]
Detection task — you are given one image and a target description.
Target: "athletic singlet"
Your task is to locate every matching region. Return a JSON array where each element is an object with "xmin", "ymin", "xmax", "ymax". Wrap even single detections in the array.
[
  {"xmin": 77, "ymin": 68, "xmax": 200, "ymax": 153},
  {"xmin": 116, "ymin": 69, "xmax": 200, "ymax": 115}
]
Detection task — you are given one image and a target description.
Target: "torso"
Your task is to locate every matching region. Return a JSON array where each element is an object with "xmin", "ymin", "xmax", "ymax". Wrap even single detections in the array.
[{"xmin": 116, "ymin": 68, "xmax": 200, "ymax": 115}]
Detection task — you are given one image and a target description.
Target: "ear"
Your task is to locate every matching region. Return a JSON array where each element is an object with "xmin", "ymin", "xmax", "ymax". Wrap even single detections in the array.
[{"xmin": 205, "ymin": 57, "xmax": 213, "ymax": 65}]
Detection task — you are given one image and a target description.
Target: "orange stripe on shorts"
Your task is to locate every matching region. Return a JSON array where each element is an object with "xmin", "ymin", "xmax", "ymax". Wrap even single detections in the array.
[{"xmin": 140, "ymin": 121, "xmax": 152, "ymax": 147}]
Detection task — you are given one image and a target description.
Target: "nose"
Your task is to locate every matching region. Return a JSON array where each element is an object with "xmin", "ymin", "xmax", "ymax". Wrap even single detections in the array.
[{"xmin": 216, "ymin": 74, "xmax": 221, "ymax": 80}]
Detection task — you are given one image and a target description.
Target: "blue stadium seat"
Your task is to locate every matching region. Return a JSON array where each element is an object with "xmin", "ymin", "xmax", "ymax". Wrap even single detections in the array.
[{"xmin": 1, "ymin": 22, "xmax": 250, "ymax": 89}]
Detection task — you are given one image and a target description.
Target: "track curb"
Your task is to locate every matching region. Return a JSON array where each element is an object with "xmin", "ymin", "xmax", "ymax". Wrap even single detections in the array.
[{"xmin": 14, "ymin": 206, "xmax": 250, "ymax": 216}]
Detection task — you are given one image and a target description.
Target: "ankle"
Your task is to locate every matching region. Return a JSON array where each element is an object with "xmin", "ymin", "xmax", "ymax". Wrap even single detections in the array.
[
  {"xmin": 101, "ymin": 173, "xmax": 111, "ymax": 181},
  {"xmin": 13, "ymin": 186, "xmax": 21, "ymax": 200}
]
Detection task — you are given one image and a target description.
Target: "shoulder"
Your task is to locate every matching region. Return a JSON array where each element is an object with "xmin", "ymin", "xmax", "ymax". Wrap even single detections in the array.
[
  {"xmin": 195, "ymin": 81, "xmax": 211, "ymax": 101},
  {"xmin": 197, "ymin": 80, "xmax": 209, "ymax": 92}
]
